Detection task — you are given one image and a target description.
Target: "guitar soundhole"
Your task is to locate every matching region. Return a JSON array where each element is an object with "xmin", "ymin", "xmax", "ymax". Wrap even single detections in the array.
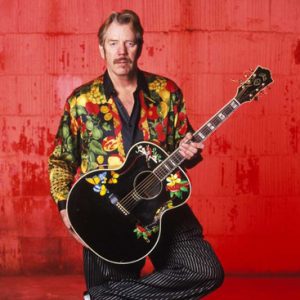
[{"xmin": 133, "ymin": 171, "xmax": 162, "ymax": 200}]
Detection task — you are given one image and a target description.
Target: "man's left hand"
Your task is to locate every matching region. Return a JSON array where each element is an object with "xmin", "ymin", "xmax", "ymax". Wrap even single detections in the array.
[{"xmin": 179, "ymin": 132, "xmax": 204, "ymax": 160}]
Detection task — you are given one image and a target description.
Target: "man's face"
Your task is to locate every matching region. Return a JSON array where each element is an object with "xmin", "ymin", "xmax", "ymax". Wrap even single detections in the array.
[{"xmin": 100, "ymin": 22, "xmax": 140, "ymax": 77}]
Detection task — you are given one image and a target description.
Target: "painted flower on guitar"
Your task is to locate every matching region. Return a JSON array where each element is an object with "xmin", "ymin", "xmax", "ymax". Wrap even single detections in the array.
[
  {"xmin": 135, "ymin": 145, "xmax": 162, "ymax": 164},
  {"xmin": 166, "ymin": 172, "xmax": 189, "ymax": 199},
  {"xmin": 153, "ymin": 200, "xmax": 174, "ymax": 220},
  {"xmin": 108, "ymin": 171, "xmax": 119, "ymax": 184},
  {"xmin": 133, "ymin": 224, "xmax": 159, "ymax": 243},
  {"xmin": 85, "ymin": 172, "xmax": 108, "ymax": 196},
  {"xmin": 166, "ymin": 199, "xmax": 174, "ymax": 209},
  {"xmin": 85, "ymin": 171, "xmax": 120, "ymax": 197}
]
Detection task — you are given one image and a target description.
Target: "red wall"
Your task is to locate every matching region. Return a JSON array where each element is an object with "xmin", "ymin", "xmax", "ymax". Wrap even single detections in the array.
[{"xmin": 1, "ymin": 0, "xmax": 300, "ymax": 275}]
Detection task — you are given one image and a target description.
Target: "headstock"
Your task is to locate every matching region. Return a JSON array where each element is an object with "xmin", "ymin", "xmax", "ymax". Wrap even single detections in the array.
[{"xmin": 235, "ymin": 66, "xmax": 273, "ymax": 104}]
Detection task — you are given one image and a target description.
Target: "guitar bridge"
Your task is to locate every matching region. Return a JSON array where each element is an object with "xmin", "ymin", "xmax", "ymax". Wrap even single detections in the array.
[
  {"xmin": 109, "ymin": 194, "xmax": 130, "ymax": 216},
  {"xmin": 115, "ymin": 202, "xmax": 130, "ymax": 216}
]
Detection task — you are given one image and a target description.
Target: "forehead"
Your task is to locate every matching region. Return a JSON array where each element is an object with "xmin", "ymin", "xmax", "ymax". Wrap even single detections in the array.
[{"xmin": 105, "ymin": 21, "xmax": 136, "ymax": 41}]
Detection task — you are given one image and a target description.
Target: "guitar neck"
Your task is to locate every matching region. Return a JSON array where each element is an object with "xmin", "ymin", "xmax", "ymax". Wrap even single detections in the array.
[
  {"xmin": 153, "ymin": 98, "xmax": 241, "ymax": 181},
  {"xmin": 193, "ymin": 98, "xmax": 240, "ymax": 143}
]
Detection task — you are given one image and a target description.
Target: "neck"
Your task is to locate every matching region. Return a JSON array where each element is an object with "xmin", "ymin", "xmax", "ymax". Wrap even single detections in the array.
[{"xmin": 108, "ymin": 69, "xmax": 138, "ymax": 93}]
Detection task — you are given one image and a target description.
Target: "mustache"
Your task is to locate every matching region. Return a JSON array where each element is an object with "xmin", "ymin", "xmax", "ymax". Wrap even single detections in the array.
[{"xmin": 113, "ymin": 58, "xmax": 132, "ymax": 64}]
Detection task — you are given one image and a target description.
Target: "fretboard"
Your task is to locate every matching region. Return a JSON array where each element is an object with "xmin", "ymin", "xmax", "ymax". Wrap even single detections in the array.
[{"xmin": 153, "ymin": 98, "xmax": 240, "ymax": 181}]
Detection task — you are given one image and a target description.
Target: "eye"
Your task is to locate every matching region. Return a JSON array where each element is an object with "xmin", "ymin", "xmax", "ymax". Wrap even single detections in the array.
[
  {"xmin": 108, "ymin": 41, "xmax": 117, "ymax": 46},
  {"xmin": 126, "ymin": 41, "xmax": 137, "ymax": 47}
]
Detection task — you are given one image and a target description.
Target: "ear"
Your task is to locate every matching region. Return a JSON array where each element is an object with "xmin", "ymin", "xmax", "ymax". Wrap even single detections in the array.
[{"xmin": 99, "ymin": 45, "xmax": 105, "ymax": 59}]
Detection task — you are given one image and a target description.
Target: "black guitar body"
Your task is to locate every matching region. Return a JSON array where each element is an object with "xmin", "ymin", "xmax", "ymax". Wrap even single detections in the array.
[{"xmin": 67, "ymin": 142, "xmax": 191, "ymax": 264}]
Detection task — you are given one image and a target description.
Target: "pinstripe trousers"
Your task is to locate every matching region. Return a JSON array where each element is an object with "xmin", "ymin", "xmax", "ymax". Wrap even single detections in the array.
[{"xmin": 83, "ymin": 205, "xmax": 224, "ymax": 299}]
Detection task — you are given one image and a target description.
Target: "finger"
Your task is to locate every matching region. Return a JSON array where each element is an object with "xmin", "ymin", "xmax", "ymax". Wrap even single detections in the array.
[
  {"xmin": 179, "ymin": 146, "xmax": 197, "ymax": 159},
  {"xmin": 185, "ymin": 132, "xmax": 193, "ymax": 140},
  {"xmin": 188, "ymin": 142, "xmax": 204, "ymax": 151},
  {"xmin": 180, "ymin": 142, "xmax": 200, "ymax": 153},
  {"xmin": 180, "ymin": 132, "xmax": 193, "ymax": 144},
  {"xmin": 179, "ymin": 141, "xmax": 205, "ymax": 159},
  {"xmin": 179, "ymin": 150, "xmax": 194, "ymax": 159}
]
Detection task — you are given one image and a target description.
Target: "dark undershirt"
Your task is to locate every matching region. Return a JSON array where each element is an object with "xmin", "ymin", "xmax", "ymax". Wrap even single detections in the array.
[
  {"xmin": 103, "ymin": 70, "xmax": 148, "ymax": 154},
  {"xmin": 113, "ymin": 91, "xmax": 143, "ymax": 154}
]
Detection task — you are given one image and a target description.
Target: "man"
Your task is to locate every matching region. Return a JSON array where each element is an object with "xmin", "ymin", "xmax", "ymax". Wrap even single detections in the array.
[{"xmin": 49, "ymin": 10, "xmax": 224, "ymax": 300}]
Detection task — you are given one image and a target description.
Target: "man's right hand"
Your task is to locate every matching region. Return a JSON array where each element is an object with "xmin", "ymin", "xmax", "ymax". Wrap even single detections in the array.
[{"xmin": 60, "ymin": 209, "xmax": 88, "ymax": 247}]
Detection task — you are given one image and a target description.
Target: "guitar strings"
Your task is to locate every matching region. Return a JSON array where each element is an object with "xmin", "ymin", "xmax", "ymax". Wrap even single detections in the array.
[
  {"xmin": 118, "ymin": 148, "xmax": 185, "ymax": 211},
  {"xmin": 117, "ymin": 96, "xmax": 246, "ymax": 211},
  {"xmin": 118, "ymin": 163, "xmax": 175, "ymax": 210},
  {"xmin": 116, "ymin": 115, "xmax": 224, "ymax": 211}
]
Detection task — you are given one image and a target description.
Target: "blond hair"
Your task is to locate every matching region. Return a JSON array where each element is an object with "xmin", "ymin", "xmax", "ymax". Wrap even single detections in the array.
[{"xmin": 98, "ymin": 10, "xmax": 144, "ymax": 51}]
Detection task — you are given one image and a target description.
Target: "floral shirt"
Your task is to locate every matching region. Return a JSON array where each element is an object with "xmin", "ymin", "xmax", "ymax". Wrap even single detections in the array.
[{"xmin": 48, "ymin": 70, "xmax": 190, "ymax": 210}]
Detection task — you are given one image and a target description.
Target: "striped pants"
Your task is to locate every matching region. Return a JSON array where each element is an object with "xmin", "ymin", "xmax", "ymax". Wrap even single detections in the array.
[{"xmin": 84, "ymin": 205, "xmax": 224, "ymax": 299}]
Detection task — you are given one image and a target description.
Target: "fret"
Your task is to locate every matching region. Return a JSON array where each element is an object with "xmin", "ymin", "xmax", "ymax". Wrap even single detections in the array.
[
  {"xmin": 201, "ymin": 125, "xmax": 211, "ymax": 136},
  {"xmin": 218, "ymin": 112, "xmax": 226, "ymax": 120},
  {"xmin": 199, "ymin": 132, "xmax": 205, "ymax": 139},
  {"xmin": 165, "ymin": 161, "xmax": 173, "ymax": 170},
  {"xmin": 169, "ymin": 159, "xmax": 177, "ymax": 167},
  {"xmin": 193, "ymin": 99, "xmax": 239, "ymax": 143},
  {"xmin": 153, "ymin": 151, "xmax": 185, "ymax": 180},
  {"xmin": 223, "ymin": 106, "xmax": 232, "ymax": 116},
  {"xmin": 193, "ymin": 134, "xmax": 203, "ymax": 143},
  {"xmin": 153, "ymin": 98, "xmax": 241, "ymax": 181},
  {"xmin": 172, "ymin": 153, "xmax": 183, "ymax": 164},
  {"xmin": 230, "ymin": 100, "xmax": 239, "ymax": 109},
  {"xmin": 223, "ymin": 101, "xmax": 238, "ymax": 116},
  {"xmin": 210, "ymin": 117, "xmax": 219, "ymax": 128},
  {"xmin": 207, "ymin": 122, "xmax": 215, "ymax": 130},
  {"xmin": 168, "ymin": 154, "xmax": 177, "ymax": 164},
  {"xmin": 211, "ymin": 114, "xmax": 223, "ymax": 127},
  {"xmin": 163, "ymin": 164, "xmax": 170, "ymax": 172}
]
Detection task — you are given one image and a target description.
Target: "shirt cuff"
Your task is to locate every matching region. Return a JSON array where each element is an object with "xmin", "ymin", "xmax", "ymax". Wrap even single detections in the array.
[{"xmin": 57, "ymin": 200, "xmax": 67, "ymax": 211}]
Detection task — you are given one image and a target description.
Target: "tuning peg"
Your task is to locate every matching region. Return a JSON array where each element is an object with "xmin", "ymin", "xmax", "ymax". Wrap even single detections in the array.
[
  {"xmin": 231, "ymin": 79, "xmax": 246, "ymax": 88},
  {"xmin": 243, "ymin": 71, "xmax": 254, "ymax": 79},
  {"xmin": 231, "ymin": 78, "xmax": 244, "ymax": 84}
]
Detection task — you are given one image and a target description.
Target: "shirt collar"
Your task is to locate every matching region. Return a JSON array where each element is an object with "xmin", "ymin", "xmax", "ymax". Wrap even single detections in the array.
[{"xmin": 103, "ymin": 69, "xmax": 150, "ymax": 100}]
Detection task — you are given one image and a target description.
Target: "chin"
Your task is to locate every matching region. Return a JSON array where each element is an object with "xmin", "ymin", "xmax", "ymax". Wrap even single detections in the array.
[{"xmin": 115, "ymin": 68, "xmax": 132, "ymax": 76}]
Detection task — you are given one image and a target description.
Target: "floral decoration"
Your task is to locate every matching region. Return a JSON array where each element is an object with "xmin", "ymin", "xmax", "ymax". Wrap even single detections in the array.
[
  {"xmin": 166, "ymin": 171, "xmax": 189, "ymax": 199},
  {"xmin": 85, "ymin": 171, "xmax": 119, "ymax": 197},
  {"xmin": 133, "ymin": 224, "xmax": 159, "ymax": 243}
]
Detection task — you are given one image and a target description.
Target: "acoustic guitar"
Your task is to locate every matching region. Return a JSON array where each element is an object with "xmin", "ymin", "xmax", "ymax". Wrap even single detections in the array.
[{"xmin": 67, "ymin": 66, "xmax": 273, "ymax": 264}]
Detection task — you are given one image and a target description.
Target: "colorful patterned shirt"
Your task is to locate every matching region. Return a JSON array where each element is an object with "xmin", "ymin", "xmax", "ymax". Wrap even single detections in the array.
[
  {"xmin": 103, "ymin": 71, "xmax": 144, "ymax": 154},
  {"xmin": 48, "ymin": 70, "xmax": 191, "ymax": 210}
]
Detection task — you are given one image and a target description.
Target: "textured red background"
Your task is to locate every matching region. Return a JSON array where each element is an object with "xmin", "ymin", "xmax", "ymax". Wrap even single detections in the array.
[{"xmin": 0, "ymin": 0, "xmax": 299, "ymax": 276}]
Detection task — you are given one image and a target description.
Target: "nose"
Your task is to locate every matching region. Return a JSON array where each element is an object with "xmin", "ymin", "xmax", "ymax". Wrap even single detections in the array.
[{"xmin": 117, "ymin": 42, "xmax": 127, "ymax": 55}]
